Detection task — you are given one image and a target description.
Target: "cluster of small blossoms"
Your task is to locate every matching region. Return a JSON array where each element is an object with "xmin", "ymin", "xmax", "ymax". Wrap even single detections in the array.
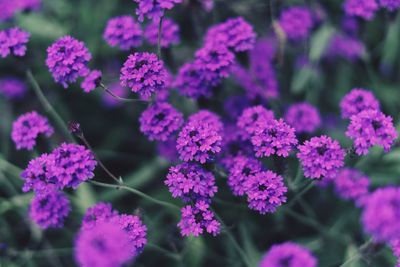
[
  {"xmin": 80, "ymin": 69, "xmax": 102, "ymax": 93},
  {"xmin": 46, "ymin": 36, "xmax": 92, "ymax": 88},
  {"xmin": 278, "ymin": 6, "xmax": 314, "ymax": 41},
  {"xmin": 145, "ymin": 18, "xmax": 180, "ymax": 47},
  {"xmin": 139, "ymin": 102, "xmax": 183, "ymax": 141},
  {"xmin": 380, "ymin": 0, "xmax": 400, "ymax": 10},
  {"xmin": 284, "ymin": 103, "xmax": 321, "ymax": 134},
  {"xmin": 120, "ymin": 52, "xmax": 168, "ymax": 99},
  {"xmin": 103, "ymin": 15, "xmax": 142, "ymax": 50},
  {"xmin": 260, "ymin": 242, "xmax": 317, "ymax": 267},
  {"xmin": 343, "ymin": 0, "xmax": 378, "ymax": 20},
  {"xmin": 11, "ymin": 111, "xmax": 54, "ymax": 150},
  {"xmin": 327, "ymin": 34, "xmax": 366, "ymax": 61},
  {"xmin": 0, "ymin": 77, "xmax": 27, "ymax": 100},
  {"xmin": 133, "ymin": 0, "xmax": 182, "ymax": 21},
  {"xmin": 333, "ymin": 168, "xmax": 370, "ymax": 206},
  {"xmin": 390, "ymin": 239, "xmax": 400, "ymax": 267},
  {"xmin": 0, "ymin": 27, "xmax": 30, "ymax": 58},
  {"xmin": 340, "ymin": 88, "xmax": 380, "ymax": 119},
  {"xmin": 0, "ymin": 0, "xmax": 41, "ymax": 21},
  {"xmin": 237, "ymin": 105, "xmax": 275, "ymax": 134}
]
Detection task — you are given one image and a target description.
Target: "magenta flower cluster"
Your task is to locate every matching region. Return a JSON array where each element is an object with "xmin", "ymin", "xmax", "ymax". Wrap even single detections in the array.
[
  {"xmin": 333, "ymin": 168, "xmax": 370, "ymax": 206},
  {"xmin": 145, "ymin": 18, "xmax": 180, "ymax": 47},
  {"xmin": 103, "ymin": 15, "xmax": 142, "ymax": 50},
  {"xmin": 343, "ymin": 0, "xmax": 378, "ymax": 20},
  {"xmin": 278, "ymin": 6, "xmax": 314, "ymax": 41},
  {"xmin": 133, "ymin": 0, "xmax": 182, "ymax": 21},
  {"xmin": 340, "ymin": 88, "xmax": 380, "ymax": 118},
  {"xmin": 284, "ymin": 103, "xmax": 321, "ymax": 134},
  {"xmin": 260, "ymin": 242, "xmax": 317, "ymax": 267},
  {"xmin": 0, "ymin": 27, "xmax": 30, "ymax": 58},
  {"xmin": 81, "ymin": 69, "xmax": 102, "ymax": 93},
  {"xmin": 0, "ymin": 77, "xmax": 27, "ymax": 100}
]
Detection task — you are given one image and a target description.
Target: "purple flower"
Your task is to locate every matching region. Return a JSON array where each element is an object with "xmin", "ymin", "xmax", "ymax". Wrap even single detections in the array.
[
  {"xmin": 46, "ymin": 36, "xmax": 91, "ymax": 88},
  {"xmin": 120, "ymin": 52, "xmax": 167, "ymax": 100},
  {"xmin": 144, "ymin": 18, "xmax": 180, "ymax": 48},
  {"xmin": 102, "ymin": 82, "xmax": 128, "ymax": 107},
  {"xmin": 244, "ymin": 170, "xmax": 287, "ymax": 214},
  {"xmin": 346, "ymin": 109, "xmax": 398, "ymax": 155},
  {"xmin": 341, "ymin": 17, "xmax": 359, "ymax": 36},
  {"xmin": 297, "ymin": 135, "xmax": 345, "ymax": 180},
  {"xmin": 284, "ymin": 103, "xmax": 321, "ymax": 134},
  {"xmin": 344, "ymin": 0, "xmax": 378, "ymax": 20},
  {"xmin": 178, "ymin": 200, "xmax": 220, "ymax": 237},
  {"xmin": 0, "ymin": 27, "xmax": 30, "ymax": 58},
  {"xmin": 278, "ymin": 7, "xmax": 314, "ymax": 41},
  {"xmin": 11, "ymin": 111, "xmax": 54, "ymax": 150},
  {"xmin": 0, "ymin": 0, "xmax": 41, "ymax": 21},
  {"xmin": 380, "ymin": 0, "xmax": 400, "ymax": 10},
  {"xmin": 82, "ymin": 202, "xmax": 118, "ymax": 230},
  {"xmin": 75, "ymin": 220, "xmax": 133, "ymax": 267},
  {"xmin": 51, "ymin": 143, "xmax": 97, "ymax": 189},
  {"xmin": 81, "ymin": 70, "xmax": 102, "ymax": 93},
  {"xmin": 103, "ymin": 15, "xmax": 142, "ymax": 50},
  {"xmin": 260, "ymin": 242, "xmax": 317, "ymax": 267},
  {"xmin": 327, "ymin": 34, "xmax": 366, "ymax": 61},
  {"xmin": 174, "ymin": 62, "xmax": 216, "ymax": 99},
  {"xmin": 250, "ymin": 37, "xmax": 277, "ymax": 63},
  {"xmin": 362, "ymin": 187, "xmax": 400, "ymax": 242},
  {"xmin": 29, "ymin": 191, "xmax": 70, "ymax": 229},
  {"xmin": 165, "ymin": 162, "xmax": 217, "ymax": 202},
  {"xmin": 188, "ymin": 110, "xmax": 223, "ymax": 132},
  {"xmin": 204, "ymin": 17, "xmax": 256, "ymax": 52},
  {"xmin": 251, "ymin": 118, "xmax": 298, "ymax": 158},
  {"xmin": 133, "ymin": 0, "xmax": 182, "ymax": 21},
  {"xmin": 157, "ymin": 138, "xmax": 179, "ymax": 162},
  {"xmin": 334, "ymin": 168, "xmax": 370, "ymax": 206},
  {"xmin": 237, "ymin": 105, "xmax": 275, "ymax": 135},
  {"xmin": 227, "ymin": 155, "xmax": 263, "ymax": 196},
  {"xmin": 340, "ymin": 88, "xmax": 380, "ymax": 119},
  {"xmin": 176, "ymin": 111, "xmax": 222, "ymax": 163},
  {"xmin": 0, "ymin": 77, "xmax": 27, "ymax": 100},
  {"xmin": 139, "ymin": 102, "xmax": 184, "ymax": 141}
]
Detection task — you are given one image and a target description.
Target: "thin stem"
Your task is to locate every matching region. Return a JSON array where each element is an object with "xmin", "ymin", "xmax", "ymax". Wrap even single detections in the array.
[
  {"xmin": 147, "ymin": 242, "xmax": 181, "ymax": 260},
  {"xmin": 286, "ymin": 181, "xmax": 315, "ymax": 209},
  {"xmin": 157, "ymin": 16, "xmax": 164, "ymax": 58},
  {"xmin": 99, "ymin": 83, "xmax": 148, "ymax": 103},
  {"xmin": 26, "ymin": 70, "xmax": 75, "ymax": 143},
  {"xmin": 338, "ymin": 239, "xmax": 374, "ymax": 267},
  {"xmin": 89, "ymin": 180, "xmax": 180, "ymax": 211}
]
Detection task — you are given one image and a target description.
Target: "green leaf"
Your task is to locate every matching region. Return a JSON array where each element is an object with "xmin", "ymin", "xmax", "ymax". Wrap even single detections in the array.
[
  {"xmin": 16, "ymin": 14, "xmax": 67, "ymax": 39},
  {"xmin": 309, "ymin": 25, "xmax": 335, "ymax": 63},
  {"xmin": 382, "ymin": 13, "xmax": 400, "ymax": 66},
  {"xmin": 183, "ymin": 236, "xmax": 205, "ymax": 267}
]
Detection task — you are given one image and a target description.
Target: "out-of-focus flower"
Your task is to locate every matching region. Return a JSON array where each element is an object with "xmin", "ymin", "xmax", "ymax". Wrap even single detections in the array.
[
  {"xmin": 157, "ymin": 138, "xmax": 179, "ymax": 162},
  {"xmin": 11, "ymin": 111, "xmax": 54, "ymax": 150},
  {"xmin": 178, "ymin": 200, "xmax": 220, "ymax": 237},
  {"xmin": 120, "ymin": 52, "xmax": 167, "ymax": 100},
  {"xmin": 343, "ymin": 0, "xmax": 378, "ymax": 20},
  {"xmin": 29, "ymin": 191, "xmax": 70, "ymax": 229},
  {"xmin": 346, "ymin": 109, "xmax": 398, "ymax": 155},
  {"xmin": 0, "ymin": 27, "xmax": 30, "ymax": 58},
  {"xmin": 297, "ymin": 135, "xmax": 345, "ymax": 180},
  {"xmin": 144, "ymin": 18, "xmax": 180, "ymax": 48},
  {"xmin": 0, "ymin": 77, "xmax": 27, "ymax": 100},
  {"xmin": 103, "ymin": 15, "xmax": 142, "ymax": 50},
  {"xmin": 284, "ymin": 103, "xmax": 321, "ymax": 134},
  {"xmin": 334, "ymin": 168, "xmax": 370, "ymax": 206},
  {"xmin": 340, "ymin": 88, "xmax": 380, "ymax": 119},
  {"xmin": 81, "ymin": 70, "xmax": 102, "ymax": 93},
  {"xmin": 46, "ymin": 36, "xmax": 91, "ymax": 88},
  {"xmin": 278, "ymin": 6, "xmax": 314, "ymax": 41},
  {"xmin": 0, "ymin": 0, "xmax": 41, "ymax": 21},
  {"xmin": 260, "ymin": 242, "xmax": 317, "ymax": 267},
  {"xmin": 380, "ymin": 0, "xmax": 400, "ymax": 10},
  {"xmin": 327, "ymin": 34, "xmax": 366, "ymax": 61},
  {"xmin": 82, "ymin": 202, "xmax": 118, "ymax": 230},
  {"xmin": 133, "ymin": 0, "xmax": 183, "ymax": 21}
]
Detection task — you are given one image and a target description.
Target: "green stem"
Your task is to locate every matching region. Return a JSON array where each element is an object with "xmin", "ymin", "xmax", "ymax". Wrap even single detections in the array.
[
  {"xmin": 26, "ymin": 70, "xmax": 75, "ymax": 143},
  {"xmin": 157, "ymin": 16, "xmax": 164, "ymax": 58},
  {"xmin": 286, "ymin": 181, "xmax": 314, "ymax": 209},
  {"xmin": 338, "ymin": 239, "xmax": 374, "ymax": 267},
  {"xmin": 147, "ymin": 242, "xmax": 181, "ymax": 260},
  {"xmin": 89, "ymin": 180, "xmax": 180, "ymax": 211},
  {"xmin": 99, "ymin": 83, "xmax": 148, "ymax": 103}
]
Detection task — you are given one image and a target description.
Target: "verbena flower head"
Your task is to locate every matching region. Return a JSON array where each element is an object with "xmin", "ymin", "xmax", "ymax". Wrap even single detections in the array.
[
  {"xmin": 133, "ymin": 0, "xmax": 183, "ymax": 21},
  {"xmin": 178, "ymin": 200, "xmax": 220, "ymax": 237},
  {"xmin": 188, "ymin": 110, "xmax": 223, "ymax": 133},
  {"xmin": 334, "ymin": 168, "xmax": 370, "ymax": 206},
  {"xmin": 0, "ymin": 77, "xmax": 27, "ymax": 100},
  {"xmin": 174, "ymin": 62, "xmax": 216, "ymax": 99},
  {"xmin": 362, "ymin": 187, "xmax": 400, "ymax": 242},
  {"xmin": 29, "ymin": 191, "xmax": 70, "ymax": 229},
  {"xmin": 75, "ymin": 220, "xmax": 133, "ymax": 267},
  {"xmin": 260, "ymin": 242, "xmax": 317, "ymax": 267},
  {"xmin": 204, "ymin": 17, "xmax": 256, "ymax": 52},
  {"xmin": 0, "ymin": 0, "xmax": 41, "ymax": 21},
  {"xmin": 51, "ymin": 143, "xmax": 97, "ymax": 189},
  {"xmin": 328, "ymin": 34, "xmax": 366, "ymax": 61},
  {"xmin": 103, "ymin": 15, "xmax": 142, "ymax": 50},
  {"xmin": 346, "ymin": 109, "xmax": 398, "ymax": 155},
  {"xmin": 165, "ymin": 162, "xmax": 217, "ymax": 202},
  {"xmin": 343, "ymin": 0, "xmax": 378, "ymax": 20},
  {"xmin": 251, "ymin": 118, "xmax": 298, "ymax": 158},
  {"xmin": 140, "ymin": 102, "xmax": 183, "ymax": 141},
  {"xmin": 11, "ymin": 111, "xmax": 54, "ymax": 150},
  {"xmin": 0, "ymin": 27, "xmax": 30, "ymax": 58},
  {"xmin": 82, "ymin": 202, "xmax": 118, "ymax": 230},
  {"xmin": 380, "ymin": 0, "xmax": 400, "ymax": 10},
  {"xmin": 176, "ymin": 111, "xmax": 222, "ymax": 163},
  {"xmin": 194, "ymin": 43, "xmax": 235, "ymax": 79},
  {"xmin": 120, "ymin": 52, "xmax": 167, "ymax": 100},
  {"xmin": 340, "ymin": 88, "xmax": 380, "ymax": 119},
  {"xmin": 46, "ymin": 36, "xmax": 91, "ymax": 88},
  {"xmin": 237, "ymin": 105, "xmax": 275, "ymax": 135},
  {"xmin": 244, "ymin": 170, "xmax": 287, "ymax": 214},
  {"xmin": 278, "ymin": 6, "xmax": 314, "ymax": 41},
  {"xmin": 227, "ymin": 156, "xmax": 263, "ymax": 196},
  {"xmin": 144, "ymin": 18, "xmax": 180, "ymax": 48},
  {"xmin": 102, "ymin": 82, "xmax": 127, "ymax": 107},
  {"xmin": 297, "ymin": 135, "xmax": 345, "ymax": 180},
  {"xmin": 284, "ymin": 103, "xmax": 321, "ymax": 134},
  {"xmin": 81, "ymin": 70, "xmax": 102, "ymax": 93}
]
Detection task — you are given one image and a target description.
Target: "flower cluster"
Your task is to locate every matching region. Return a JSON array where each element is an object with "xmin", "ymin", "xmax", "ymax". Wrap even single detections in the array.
[
  {"xmin": 340, "ymin": 88, "xmax": 380, "ymax": 118},
  {"xmin": 346, "ymin": 109, "xmax": 398, "ymax": 155},
  {"xmin": 133, "ymin": 0, "xmax": 182, "ymax": 21},
  {"xmin": 328, "ymin": 34, "xmax": 366, "ymax": 61},
  {"xmin": 120, "ymin": 52, "xmax": 167, "ymax": 99},
  {"xmin": 226, "ymin": 156, "xmax": 262, "ymax": 196},
  {"xmin": 0, "ymin": 77, "xmax": 26, "ymax": 100},
  {"xmin": 284, "ymin": 103, "xmax": 321, "ymax": 134},
  {"xmin": 260, "ymin": 242, "xmax": 317, "ymax": 267},
  {"xmin": 145, "ymin": 18, "xmax": 180, "ymax": 48},
  {"xmin": 0, "ymin": 27, "xmax": 30, "ymax": 58},
  {"xmin": 194, "ymin": 44, "xmax": 235, "ymax": 79},
  {"xmin": 237, "ymin": 105, "xmax": 275, "ymax": 135},
  {"xmin": 333, "ymin": 168, "xmax": 370, "ymax": 206},
  {"xmin": 278, "ymin": 6, "xmax": 314, "ymax": 41},
  {"xmin": 103, "ymin": 15, "xmax": 142, "ymax": 50},
  {"xmin": 343, "ymin": 0, "xmax": 378, "ymax": 20},
  {"xmin": 82, "ymin": 202, "xmax": 118, "ymax": 229},
  {"xmin": 380, "ymin": 0, "xmax": 400, "ymax": 10},
  {"xmin": 297, "ymin": 136, "xmax": 345, "ymax": 180},
  {"xmin": 11, "ymin": 111, "xmax": 54, "ymax": 150},
  {"xmin": 81, "ymin": 70, "xmax": 102, "ymax": 93},
  {"xmin": 0, "ymin": 0, "xmax": 41, "ymax": 21},
  {"xmin": 46, "ymin": 36, "xmax": 92, "ymax": 88},
  {"xmin": 139, "ymin": 102, "xmax": 183, "ymax": 141}
]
